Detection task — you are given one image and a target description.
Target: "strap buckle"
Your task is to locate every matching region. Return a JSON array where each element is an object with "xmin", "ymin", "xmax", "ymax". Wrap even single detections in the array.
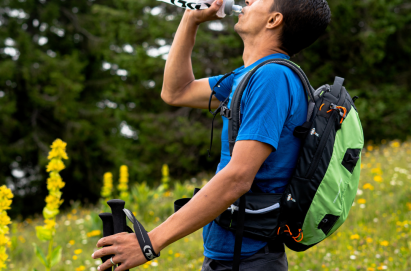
[
  {"xmin": 328, "ymin": 103, "xmax": 347, "ymax": 124},
  {"xmin": 329, "ymin": 103, "xmax": 338, "ymax": 110},
  {"xmin": 220, "ymin": 106, "xmax": 232, "ymax": 119}
]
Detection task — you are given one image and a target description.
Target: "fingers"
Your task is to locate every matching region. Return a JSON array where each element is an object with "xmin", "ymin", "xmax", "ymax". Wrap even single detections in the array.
[
  {"xmin": 189, "ymin": 0, "xmax": 224, "ymax": 24},
  {"xmin": 212, "ymin": 0, "xmax": 224, "ymax": 11},
  {"xmin": 92, "ymin": 232, "xmax": 146, "ymax": 270},
  {"xmin": 205, "ymin": 0, "xmax": 223, "ymax": 16},
  {"xmin": 96, "ymin": 232, "xmax": 128, "ymax": 248},
  {"xmin": 98, "ymin": 256, "xmax": 121, "ymax": 271},
  {"xmin": 92, "ymin": 246, "xmax": 116, "ymax": 259}
]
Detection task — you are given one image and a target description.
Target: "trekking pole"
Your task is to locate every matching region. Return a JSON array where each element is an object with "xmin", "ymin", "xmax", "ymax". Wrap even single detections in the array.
[
  {"xmin": 107, "ymin": 199, "xmax": 129, "ymax": 271},
  {"xmin": 98, "ymin": 213, "xmax": 115, "ymax": 271}
]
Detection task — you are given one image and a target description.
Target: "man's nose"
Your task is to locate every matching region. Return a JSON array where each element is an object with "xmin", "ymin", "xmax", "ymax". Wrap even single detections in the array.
[{"xmin": 245, "ymin": 0, "xmax": 256, "ymax": 6}]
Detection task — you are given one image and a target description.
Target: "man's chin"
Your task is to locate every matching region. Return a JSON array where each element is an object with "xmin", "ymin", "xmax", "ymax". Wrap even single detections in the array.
[{"xmin": 234, "ymin": 23, "xmax": 240, "ymax": 34}]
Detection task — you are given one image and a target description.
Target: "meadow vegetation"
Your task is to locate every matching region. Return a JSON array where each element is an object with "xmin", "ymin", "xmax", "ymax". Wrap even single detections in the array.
[{"xmin": 6, "ymin": 140, "xmax": 411, "ymax": 270}]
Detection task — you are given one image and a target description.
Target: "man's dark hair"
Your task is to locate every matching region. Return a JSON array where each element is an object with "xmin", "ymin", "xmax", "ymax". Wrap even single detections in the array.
[{"xmin": 270, "ymin": 0, "xmax": 331, "ymax": 56}]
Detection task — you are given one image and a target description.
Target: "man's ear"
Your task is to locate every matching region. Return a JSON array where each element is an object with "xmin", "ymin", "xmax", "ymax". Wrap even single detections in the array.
[{"xmin": 267, "ymin": 12, "xmax": 283, "ymax": 29}]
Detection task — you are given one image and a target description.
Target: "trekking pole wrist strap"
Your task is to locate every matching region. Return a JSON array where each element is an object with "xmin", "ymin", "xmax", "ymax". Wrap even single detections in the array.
[{"xmin": 123, "ymin": 209, "xmax": 160, "ymax": 261}]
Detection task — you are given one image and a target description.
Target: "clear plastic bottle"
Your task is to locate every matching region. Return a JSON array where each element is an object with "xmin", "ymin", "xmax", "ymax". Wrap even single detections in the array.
[{"xmin": 224, "ymin": 0, "xmax": 243, "ymax": 16}]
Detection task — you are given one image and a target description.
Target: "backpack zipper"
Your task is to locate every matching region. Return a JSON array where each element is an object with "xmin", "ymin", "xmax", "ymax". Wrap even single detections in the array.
[{"xmin": 305, "ymin": 111, "xmax": 337, "ymax": 179}]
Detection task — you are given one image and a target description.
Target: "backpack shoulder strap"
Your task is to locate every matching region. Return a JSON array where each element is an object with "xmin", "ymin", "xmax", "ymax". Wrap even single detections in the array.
[{"xmin": 228, "ymin": 58, "xmax": 314, "ymax": 156}]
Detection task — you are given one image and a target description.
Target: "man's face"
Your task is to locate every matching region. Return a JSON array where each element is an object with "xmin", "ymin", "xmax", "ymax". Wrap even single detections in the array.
[{"xmin": 234, "ymin": 0, "xmax": 274, "ymax": 37}]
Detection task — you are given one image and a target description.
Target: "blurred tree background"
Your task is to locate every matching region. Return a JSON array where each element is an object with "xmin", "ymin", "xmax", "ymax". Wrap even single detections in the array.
[{"xmin": 0, "ymin": 0, "xmax": 410, "ymax": 218}]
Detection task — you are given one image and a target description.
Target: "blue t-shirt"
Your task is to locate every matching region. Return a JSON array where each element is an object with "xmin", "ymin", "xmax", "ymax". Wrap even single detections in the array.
[{"xmin": 203, "ymin": 53, "xmax": 308, "ymax": 260}]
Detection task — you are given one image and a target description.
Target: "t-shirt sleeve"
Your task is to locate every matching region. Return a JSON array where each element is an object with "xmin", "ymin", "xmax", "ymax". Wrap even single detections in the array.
[
  {"xmin": 236, "ymin": 65, "xmax": 291, "ymax": 151},
  {"xmin": 208, "ymin": 73, "xmax": 235, "ymax": 102}
]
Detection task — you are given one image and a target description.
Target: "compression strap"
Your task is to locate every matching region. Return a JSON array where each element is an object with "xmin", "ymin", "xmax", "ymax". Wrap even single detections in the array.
[
  {"xmin": 123, "ymin": 209, "xmax": 160, "ymax": 261},
  {"xmin": 207, "ymin": 71, "xmax": 234, "ymax": 157}
]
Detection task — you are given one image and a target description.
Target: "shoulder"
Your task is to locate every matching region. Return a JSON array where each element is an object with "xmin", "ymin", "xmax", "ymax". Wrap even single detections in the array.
[
  {"xmin": 244, "ymin": 63, "xmax": 299, "ymax": 94},
  {"xmin": 251, "ymin": 63, "xmax": 298, "ymax": 80}
]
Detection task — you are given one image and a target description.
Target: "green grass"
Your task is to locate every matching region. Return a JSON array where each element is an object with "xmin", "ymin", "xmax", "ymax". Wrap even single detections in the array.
[{"xmin": 8, "ymin": 140, "xmax": 411, "ymax": 270}]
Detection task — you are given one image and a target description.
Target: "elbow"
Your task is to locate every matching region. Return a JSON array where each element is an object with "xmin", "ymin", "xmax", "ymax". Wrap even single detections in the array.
[
  {"xmin": 226, "ymin": 168, "xmax": 254, "ymax": 198},
  {"xmin": 161, "ymin": 88, "xmax": 177, "ymax": 106},
  {"xmin": 160, "ymin": 90, "xmax": 171, "ymax": 105}
]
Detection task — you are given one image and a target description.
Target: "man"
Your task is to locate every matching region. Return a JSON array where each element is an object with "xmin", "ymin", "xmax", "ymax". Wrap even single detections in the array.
[{"xmin": 92, "ymin": 0, "xmax": 331, "ymax": 270}]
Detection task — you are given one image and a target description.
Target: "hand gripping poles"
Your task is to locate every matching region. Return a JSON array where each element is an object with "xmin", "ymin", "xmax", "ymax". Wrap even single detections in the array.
[{"xmin": 98, "ymin": 199, "xmax": 160, "ymax": 270}]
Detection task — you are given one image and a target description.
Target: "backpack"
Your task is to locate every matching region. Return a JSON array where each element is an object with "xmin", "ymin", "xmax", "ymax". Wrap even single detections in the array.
[{"xmin": 174, "ymin": 58, "xmax": 364, "ymax": 269}]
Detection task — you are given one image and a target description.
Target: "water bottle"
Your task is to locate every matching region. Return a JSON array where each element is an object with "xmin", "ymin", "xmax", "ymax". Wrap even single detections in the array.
[
  {"xmin": 159, "ymin": 0, "xmax": 243, "ymax": 17},
  {"xmin": 224, "ymin": 0, "xmax": 243, "ymax": 16}
]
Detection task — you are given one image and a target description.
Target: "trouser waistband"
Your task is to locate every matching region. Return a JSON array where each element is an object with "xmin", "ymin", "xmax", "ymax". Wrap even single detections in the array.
[{"xmin": 257, "ymin": 242, "xmax": 285, "ymax": 254}]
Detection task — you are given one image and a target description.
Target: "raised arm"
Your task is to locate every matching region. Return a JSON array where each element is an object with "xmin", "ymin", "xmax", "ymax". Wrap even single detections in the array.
[{"xmin": 161, "ymin": 0, "xmax": 223, "ymax": 109}]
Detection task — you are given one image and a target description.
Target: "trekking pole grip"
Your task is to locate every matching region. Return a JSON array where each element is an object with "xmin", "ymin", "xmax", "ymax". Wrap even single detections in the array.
[
  {"xmin": 107, "ymin": 199, "xmax": 129, "ymax": 271},
  {"xmin": 98, "ymin": 213, "xmax": 114, "ymax": 271}
]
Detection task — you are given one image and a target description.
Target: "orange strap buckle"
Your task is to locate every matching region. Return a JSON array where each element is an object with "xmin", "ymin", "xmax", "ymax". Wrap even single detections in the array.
[
  {"xmin": 277, "ymin": 225, "xmax": 304, "ymax": 242},
  {"xmin": 327, "ymin": 105, "xmax": 347, "ymax": 124}
]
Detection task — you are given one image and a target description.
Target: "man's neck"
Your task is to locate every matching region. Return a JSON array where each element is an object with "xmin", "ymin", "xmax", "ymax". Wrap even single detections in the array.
[{"xmin": 242, "ymin": 35, "xmax": 288, "ymax": 67}]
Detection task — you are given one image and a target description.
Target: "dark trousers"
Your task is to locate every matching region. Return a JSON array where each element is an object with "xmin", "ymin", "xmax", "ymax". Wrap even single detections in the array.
[{"xmin": 201, "ymin": 243, "xmax": 288, "ymax": 271}]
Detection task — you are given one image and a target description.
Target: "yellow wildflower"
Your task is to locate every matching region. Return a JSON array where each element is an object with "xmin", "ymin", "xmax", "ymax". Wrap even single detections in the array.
[
  {"xmin": 36, "ymin": 138, "xmax": 68, "ymax": 267},
  {"xmin": 163, "ymin": 191, "xmax": 171, "ymax": 197},
  {"xmin": 357, "ymin": 199, "xmax": 366, "ymax": 204},
  {"xmin": 373, "ymin": 175, "xmax": 383, "ymax": 182},
  {"xmin": 47, "ymin": 147, "xmax": 69, "ymax": 160},
  {"xmin": 47, "ymin": 172, "xmax": 65, "ymax": 191},
  {"xmin": 101, "ymin": 172, "xmax": 113, "ymax": 199},
  {"xmin": 391, "ymin": 141, "xmax": 400, "ymax": 148},
  {"xmin": 0, "ymin": 212, "xmax": 11, "ymax": 226},
  {"xmin": 0, "ymin": 185, "xmax": 13, "ymax": 269},
  {"xmin": 69, "ymin": 240, "xmax": 75, "ymax": 245},
  {"xmin": 367, "ymin": 145, "xmax": 373, "ymax": 151},
  {"xmin": 350, "ymin": 234, "xmax": 360, "ymax": 240},
  {"xmin": 0, "ymin": 187, "xmax": 13, "ymax": 201},
  {"xmin": 86, "ymin": 230, "xmax": 102, "ymax": 238},
  {"xmin": 45, "ymin": 194, "xmax": 63, "ymax": 211},
  {"xmin": 118, "ymin": 165, "xmax": 129, "ymax": 200},
  {"xmin": 162, "ymin": 164, "xmax": 170, "ymax": 189},
  {"xmin": 0, "ymin": 200, "xmax": 12, "ymax": 211},
  {"xmin": 162, "ymin": 164, "xmax": 169, "ymax": 181},
  {"xmin": 72, "ymin": 255, "xmax": 78, "ymax": 260},
  {"xmin": 362, "ymin": 183, "xmax": 374, "ymax": 190},
  {"xmin": 366, "ymin": 237, "xmax": 373, "ymax": 243},
  {"xmin": 0, "ymin": 226, "xmax": 9, "ymax": 236},
  {"xmin": 74, "ymin": 249, "xmax": 82, "ymax": 254},
  {"xmin": 44, "ymin": 219, "xmax": 56, "ymax": 230},
  {"xmin": 174, "ymin": 253, "xmax": 181, "ymax": 258},
  {"xmin": 75, "ymin": 266, "xmax": 86, "ymax": 271},
  {"xmin": 46, "ymin": 159, "xmax": 66, "ymax": 172},
  {"xmin": 0, "ymin": 235, "xmax": 10, "ymax": 246},
  {"xmin": 380, "ymin": 240, "xmax": 389, "ymax": 246},
  {"xmin": 50, "ymin": 138, "xmax": 67, "ymax": 150}
]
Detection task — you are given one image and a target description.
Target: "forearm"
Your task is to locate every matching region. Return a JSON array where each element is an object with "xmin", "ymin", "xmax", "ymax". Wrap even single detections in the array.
[
  {"xmin": 161, "ymin": 10, "xmax": 199, "ymax": 102},
  {"xmin": 149, "ymin": 166, "xmax": 250, "ymax": 252}
]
